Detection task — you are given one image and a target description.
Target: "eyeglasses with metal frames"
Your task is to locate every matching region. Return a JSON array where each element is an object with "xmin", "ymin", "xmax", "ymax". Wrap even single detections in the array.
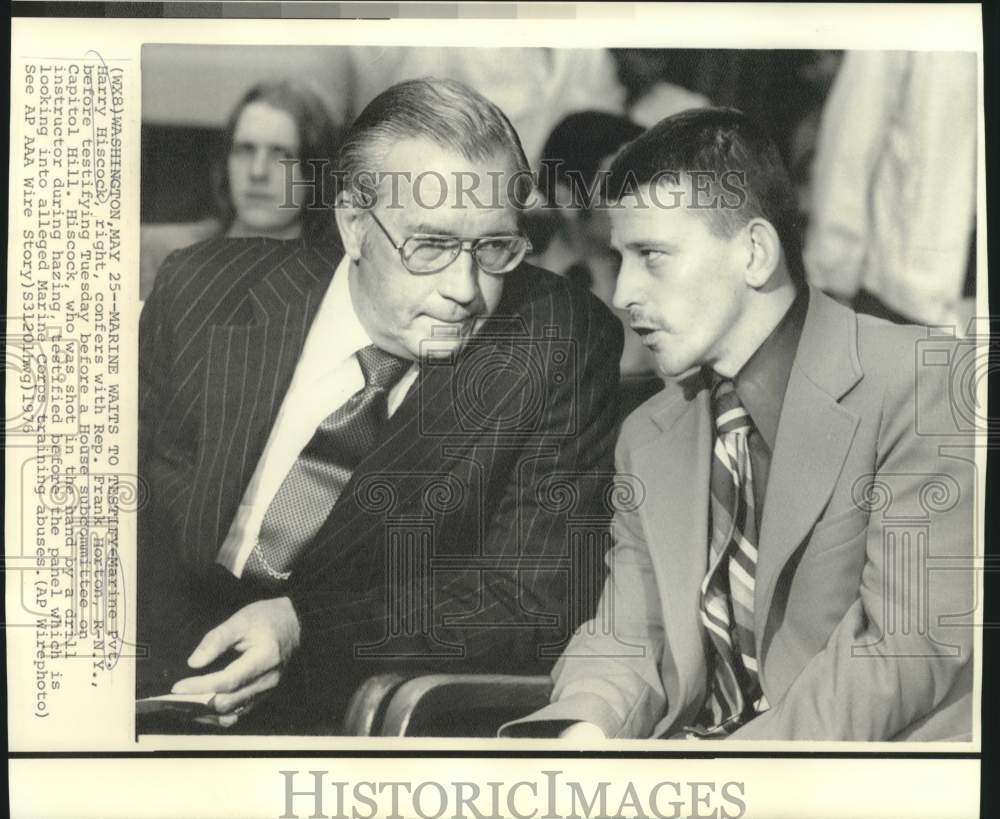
[{"xmin": 366, "ymin": 208, "xmax": 532, "ymax": 275}]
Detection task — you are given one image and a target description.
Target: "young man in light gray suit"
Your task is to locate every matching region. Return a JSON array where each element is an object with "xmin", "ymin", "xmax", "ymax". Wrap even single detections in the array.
[{"xmin": 503, "ymin": 108, "xmax": 977, "ymax": 741}]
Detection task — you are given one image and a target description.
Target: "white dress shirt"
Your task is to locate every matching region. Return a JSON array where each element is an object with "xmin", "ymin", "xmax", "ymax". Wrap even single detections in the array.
[{"xmin": 216, "ymin": 255, "xmax": 418, "ymax": 577}]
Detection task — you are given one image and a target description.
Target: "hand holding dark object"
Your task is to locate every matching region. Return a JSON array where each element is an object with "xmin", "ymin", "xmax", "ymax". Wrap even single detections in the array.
[{"xmin": 171, "ymin": 597, "xmax": 301, "ymax": 728}]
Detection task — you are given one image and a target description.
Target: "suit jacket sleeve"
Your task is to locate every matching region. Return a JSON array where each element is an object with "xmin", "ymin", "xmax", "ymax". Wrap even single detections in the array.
[
  {"xmin": 730, "ymin": 332, "xmax": 976, "ymax": 741},
  {"xmin": 286, "ymin": 281, "xmax": 625, "ymax": 702},
  {"xmin": 498, "ymin": 427, "xmax": 669, "ymax": 738}
]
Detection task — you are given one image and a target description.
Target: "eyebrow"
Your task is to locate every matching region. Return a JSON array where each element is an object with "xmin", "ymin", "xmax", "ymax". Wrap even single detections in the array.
[
  {"xmin": 408, "ymin": 223, "xmax": 519, "ymax": 237},
  {"xmin": 409, "ymin": 223, "xmax": 454, "ymax": 236},
  {"xmin": 616, "ymin": 240, "xmax": 679, "ymax": 252},
  {"xmin": 232, "ymin": 139, "xmax": 297, "ymax": 152}
]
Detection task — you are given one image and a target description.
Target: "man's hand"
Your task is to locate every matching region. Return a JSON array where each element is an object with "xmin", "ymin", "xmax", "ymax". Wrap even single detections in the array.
[
  {"xmin": 559, "ymin": 721, "xmax": 607, "ymax": 741},
  {"xmin": 172, "ymin": 597, "xmax": 300, "ymax": 728}
]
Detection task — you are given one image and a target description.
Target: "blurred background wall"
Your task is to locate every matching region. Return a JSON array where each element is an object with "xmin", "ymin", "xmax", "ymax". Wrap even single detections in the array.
[
  {"xmin": 141, "ymin": 44, "xmax": 976, "ymax": 329},
  {"xmin": 141, "ymin": 45, "xmax": 839, "ymax": 223}
]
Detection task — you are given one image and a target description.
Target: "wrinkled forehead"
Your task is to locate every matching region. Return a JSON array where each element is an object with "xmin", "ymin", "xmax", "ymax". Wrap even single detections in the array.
[{"xmin": 371, "ymin": 137, "xmax": 526, "ymax": 233}]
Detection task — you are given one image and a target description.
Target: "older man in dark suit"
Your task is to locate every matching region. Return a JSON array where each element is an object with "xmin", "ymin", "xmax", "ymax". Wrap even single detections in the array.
[{"xmin": 137, "ymin": 78, "xmax": 623, "ymax": 732}]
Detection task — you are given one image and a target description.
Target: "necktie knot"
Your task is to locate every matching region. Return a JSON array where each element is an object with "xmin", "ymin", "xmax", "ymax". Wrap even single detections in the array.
[
  {"xmin": 711, "ymin": 378, "xmax": 752, "ymax": 436},
  {"xmin": 357, "ymin": 343, "xmax": 412, "ymax": 391}
]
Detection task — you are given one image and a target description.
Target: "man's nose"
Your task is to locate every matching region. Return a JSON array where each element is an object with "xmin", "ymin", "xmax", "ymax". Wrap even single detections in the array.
[
  {"xmin": 249, "ymin": 148, "xmax": 269, "ymax": 180},
  {"xmin": 437, "ymin": 248, "xmax": 482, "ymax": 307},
  {"xmin": 612, "ymin": 257, "xmax": 639, "ymax": 311}
]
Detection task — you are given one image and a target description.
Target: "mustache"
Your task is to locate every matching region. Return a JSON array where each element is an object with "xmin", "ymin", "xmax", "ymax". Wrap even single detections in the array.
[{"xmin": 627, "ymin": 312, "xmax": 661, "ymax": 331}]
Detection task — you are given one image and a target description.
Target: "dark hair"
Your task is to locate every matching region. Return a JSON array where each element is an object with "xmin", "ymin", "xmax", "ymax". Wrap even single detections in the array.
[
  {"xmin": 213, "ymin": 80, "xmax": 340, "ymax": 244},
  {"xmin": 336, "ymin": 77, "xmax": 532, "ymax": 207},
  {"xmin": 523, "ymin": 111, "xmax": 643, "ymax": 252},
  {"xmin": 606, "ymin": 107, "xmax": 805, "ymax": 285},
  {"xmin": 538, "ymin": 110, "xmax": 645, "ymax": 208}
]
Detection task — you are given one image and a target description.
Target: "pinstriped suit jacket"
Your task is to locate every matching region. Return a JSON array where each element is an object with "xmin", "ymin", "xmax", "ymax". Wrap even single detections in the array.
[{"xmin": 137, "ymin": 237, "xmax": 623, "ymax": 729}]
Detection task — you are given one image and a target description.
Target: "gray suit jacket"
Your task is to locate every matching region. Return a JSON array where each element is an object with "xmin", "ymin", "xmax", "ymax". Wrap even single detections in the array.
[{"xmin": 504, "ymin": 289, "xmax": 976, "ymax": 741}]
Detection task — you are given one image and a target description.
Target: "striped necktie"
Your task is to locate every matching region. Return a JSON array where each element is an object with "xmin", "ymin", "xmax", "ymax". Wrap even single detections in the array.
[
  {"xmin": 244, "ymin": 344, "xmax": 412, "ymax": 588},
  {"xmin": 686, "ymin": 378, "xmax": 769, "ymax": 737}
]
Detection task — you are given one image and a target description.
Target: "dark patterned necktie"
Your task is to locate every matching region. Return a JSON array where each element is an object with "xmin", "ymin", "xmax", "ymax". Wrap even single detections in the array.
[
  {"xmin": 244, "ymin": 344, "xmax": 412, "ymax": 588},
  {"xmin": 684, "ymin": 378, "xmax": 769, "ymax": 737}
]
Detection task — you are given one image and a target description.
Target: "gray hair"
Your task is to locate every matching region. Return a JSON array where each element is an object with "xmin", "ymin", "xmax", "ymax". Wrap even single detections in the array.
[{"xmin": 336, "ymin": 77, "xmax": 532, "ymax": 207}]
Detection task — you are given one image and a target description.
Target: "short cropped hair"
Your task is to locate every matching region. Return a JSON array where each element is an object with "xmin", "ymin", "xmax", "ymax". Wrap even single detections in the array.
[
  {"xmin": 213, "ymin": 80, "xmax": 340, "ymax": 243},
  {"xmin": 336, "ymin": 77, "xmax": 532, "ymax": 207},
  {"xmin": 606, "ymin": 107, "xmax": 805, "ymax": 285}
]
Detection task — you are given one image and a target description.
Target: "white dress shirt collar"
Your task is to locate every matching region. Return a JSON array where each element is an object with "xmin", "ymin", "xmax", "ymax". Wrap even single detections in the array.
[{"xmin": 301, "ymin": 254, "xmax": 375, "ymax": 379}]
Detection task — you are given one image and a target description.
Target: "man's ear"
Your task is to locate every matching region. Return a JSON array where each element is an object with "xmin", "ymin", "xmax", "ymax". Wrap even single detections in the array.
[
  {"xmin": 334, "ymin": 191, "xmax": 365, "ymax": 261},
  {"xmin": 743, "ymin": 218, "xmax": 782, "ymax": 289}
]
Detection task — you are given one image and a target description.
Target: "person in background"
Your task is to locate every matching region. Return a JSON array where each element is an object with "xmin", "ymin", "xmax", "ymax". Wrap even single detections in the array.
[
  {"xmin": 804, "ymin": 51, "xmax": 977, "ymax": 329},
  {"xmin": 531, "ymin": 112, "xmax": 645, "ymax": 287},
  {"xmin": 213, "ymin": 80, "xmax": 340, "ymax": 243},
  {"xmin": 337, "ymin": 47, "xmax": 627, "ymax": 167},
  {"xmin": 609, "ymin": 48, "xmax": 710, "ymax": 128},
  {"xmin": 528, "ymin": 111, "xmax": 659, "ymax": 415},
  {"xmin": 140, "ymin": 80, "xmax": 339, "ymax": 300}
]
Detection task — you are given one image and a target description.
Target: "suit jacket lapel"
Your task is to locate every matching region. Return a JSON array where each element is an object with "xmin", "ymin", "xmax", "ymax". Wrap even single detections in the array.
[
  {"xmin": 319, "ymin": 289, "xmax": 558, "ymax": 546},
  {"xmin": 755, "ymin": 290, "xmax": 863, "ymax": 663},
  {"xmin": 246, "ymin": 249, "xmax": 333, "ymax": 431},
  {"xmin": 196, "ymin": 244, "xmax": 336, "ymax": 560},
  {"xmin": 634, "ymin": 376, "xmax": 714, "ymax": 719},
  {"xmin": 307, "ymin": 338, "xmax": 473, "ymax": 567}
]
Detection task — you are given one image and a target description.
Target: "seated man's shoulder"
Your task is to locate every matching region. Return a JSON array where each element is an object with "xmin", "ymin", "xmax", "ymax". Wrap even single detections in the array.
[
  {"xmin": 854, "ymin": 312, "xmax": 960, "ymax": 394},
  {"xmin": 150, "ymin": 238, "xmax": 342, "ymax": 307},
  {"xmin": 151, "ymin": 236, "xmax": 250, "ymax": 295},
  {"xmin": 856, "ymin": 312, "xmax": 927, "ymax": 365},
  {"xmin": 850, "ymin": 312, "xmax": 975, "ymax": 444},
  {"xmin": 502, "ymin": 262, "xmax": 620, "ymax": 338},
  {"xmin": 168, "ymin": 236, "xmax": 338, "ymax": 273}
]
